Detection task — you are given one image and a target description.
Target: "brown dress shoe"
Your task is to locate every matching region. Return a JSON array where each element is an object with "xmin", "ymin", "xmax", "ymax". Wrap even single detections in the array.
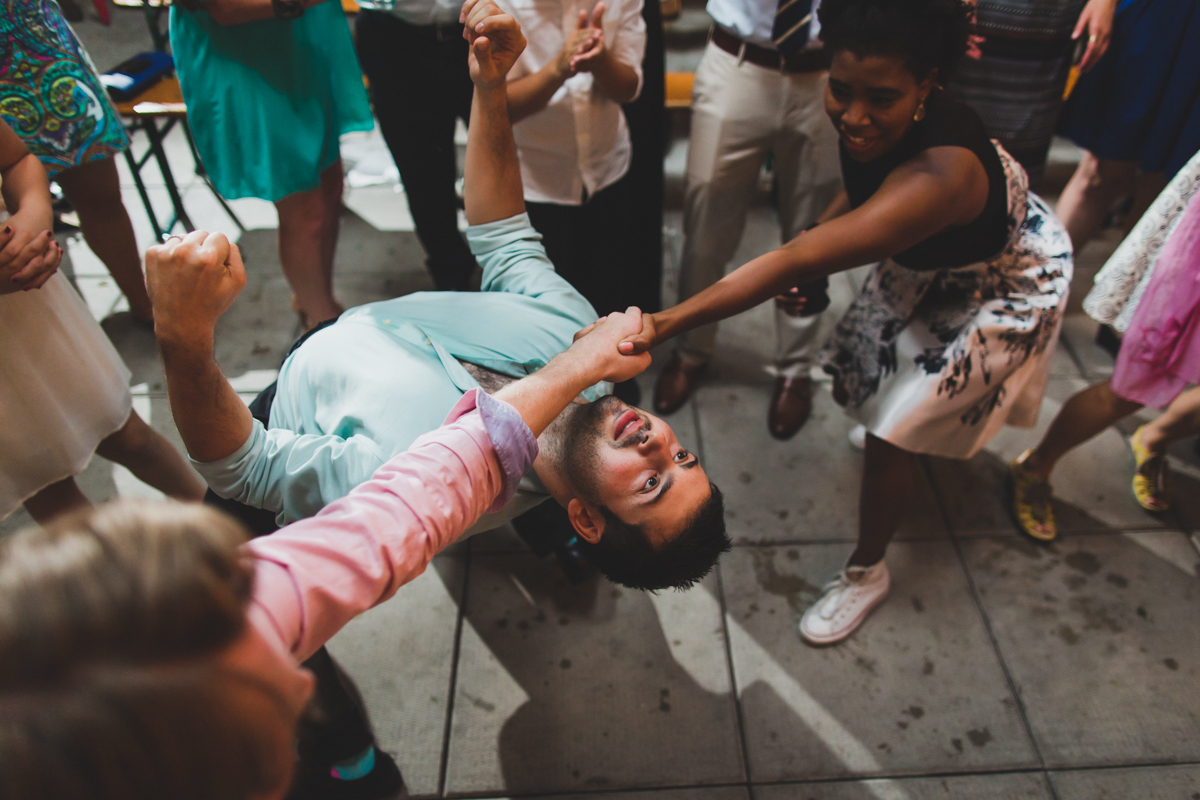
[
  {"xmin": 768, "ymin": 376, "xmax": 813, "ymax": 440},
  {"xmin": 653, "ymin": 354, "xmax": 706, "ymax": 414}
]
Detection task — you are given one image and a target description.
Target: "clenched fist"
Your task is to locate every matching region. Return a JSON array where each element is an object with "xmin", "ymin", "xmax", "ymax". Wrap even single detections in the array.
[{"xmin": 145, "ymin": 230, "xmax": 246, "ymax": 349}]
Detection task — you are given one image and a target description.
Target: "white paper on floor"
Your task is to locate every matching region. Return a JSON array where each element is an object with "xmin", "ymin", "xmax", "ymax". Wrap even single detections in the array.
[{"xmin": 341, "ymin": 128, "xmax": 400, "ymax": 189}]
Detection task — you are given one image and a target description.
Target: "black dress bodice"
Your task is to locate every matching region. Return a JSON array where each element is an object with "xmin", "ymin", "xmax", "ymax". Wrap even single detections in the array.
[{"xmin": 840, "ymin": 87, "xmax": 1011, "ymax": 271}]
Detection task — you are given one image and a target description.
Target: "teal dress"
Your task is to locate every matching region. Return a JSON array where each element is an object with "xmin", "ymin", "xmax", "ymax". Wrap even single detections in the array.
[{"xmin": 170, "ymin": 0, "xmax": 373, "ymax": 202}]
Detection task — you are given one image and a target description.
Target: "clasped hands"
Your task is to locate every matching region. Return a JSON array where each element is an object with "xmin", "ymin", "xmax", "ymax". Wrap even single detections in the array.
[
  {"xmin": 0, "ymin": 213, "xmax": 62, "ymax": 295},
  {"xmin": 575, "ymin": 310, "xmax": 659, "ymax": 359}
]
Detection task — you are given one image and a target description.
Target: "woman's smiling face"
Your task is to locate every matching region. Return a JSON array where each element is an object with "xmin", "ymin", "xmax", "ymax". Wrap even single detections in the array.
[{"xmin": 824, "ymin": 50, "xmax": 934, "ymax": 162}]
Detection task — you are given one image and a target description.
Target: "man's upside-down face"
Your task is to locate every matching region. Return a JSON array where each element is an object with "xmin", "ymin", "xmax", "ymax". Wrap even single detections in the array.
[{"xmin": 552, "ymin": 395, "xmax": 712, "ymax": 546}]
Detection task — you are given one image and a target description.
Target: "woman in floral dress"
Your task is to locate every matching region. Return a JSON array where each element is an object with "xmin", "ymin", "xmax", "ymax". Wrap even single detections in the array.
[{"xmin": 615, "ymin": 0, "xmax": 1073, "ymax": 644}]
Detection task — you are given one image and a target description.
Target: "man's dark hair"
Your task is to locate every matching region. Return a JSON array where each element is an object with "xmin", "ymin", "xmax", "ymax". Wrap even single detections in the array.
[
  {"xmin": 817, "ymin": 0, "xmax": 972, "ymax": 83},
  {"xmin": 579, "ymin": 484, "xmax": 730, "ymax": 591}
]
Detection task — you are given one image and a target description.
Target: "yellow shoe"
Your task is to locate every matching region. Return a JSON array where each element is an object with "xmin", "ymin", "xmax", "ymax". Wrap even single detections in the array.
[
  {"xmin": 1130, "ymin": 426, "xmax": 1172, "ymax": 512},
  {"xmin": 1008, "ymin": 450, "xmax": 1057, "ymax": 542}
]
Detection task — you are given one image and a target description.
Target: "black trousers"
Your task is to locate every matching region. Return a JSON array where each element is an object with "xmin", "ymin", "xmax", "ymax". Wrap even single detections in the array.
[
  {"xmin": 355, "ymin": 11, "xmax": 477, "ymax": 291},
  {"xmin": 524, "ymin": 0, "xmax": 665, "ymax": 316}
]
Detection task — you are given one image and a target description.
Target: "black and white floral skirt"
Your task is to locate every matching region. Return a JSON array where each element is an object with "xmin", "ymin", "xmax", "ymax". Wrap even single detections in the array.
[{"xmin": 818, "ymin": 144, "xmax": 1073, "ymax": 459}]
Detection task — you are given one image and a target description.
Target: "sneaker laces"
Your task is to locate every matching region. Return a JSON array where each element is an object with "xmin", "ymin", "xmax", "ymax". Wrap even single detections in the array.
[{"xmin": 815, "ymin": 568, "xmax": 866, "ymax": 620}]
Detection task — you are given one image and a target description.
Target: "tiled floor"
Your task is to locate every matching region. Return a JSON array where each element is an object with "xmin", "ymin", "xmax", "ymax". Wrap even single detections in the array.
[{"xmin": 4, "ymin": 6, "xmax": 1198, "ymax": 798}]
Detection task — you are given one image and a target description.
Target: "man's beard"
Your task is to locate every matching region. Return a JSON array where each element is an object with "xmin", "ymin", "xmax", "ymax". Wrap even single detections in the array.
[{"xmin": 544, "ymin": 395, "xmax": 624, "ymax": 503}]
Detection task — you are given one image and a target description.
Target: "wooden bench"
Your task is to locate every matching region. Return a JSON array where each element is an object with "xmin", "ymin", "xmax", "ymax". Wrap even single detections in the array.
[{"xmin": 666, "ymin": 71, "xmax": 694, "ymax": 109}]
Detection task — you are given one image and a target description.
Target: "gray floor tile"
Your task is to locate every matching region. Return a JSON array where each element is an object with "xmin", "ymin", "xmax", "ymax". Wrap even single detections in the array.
[
  {"xmin": 213, "ymin": 271, "xmax": 303, "ymax": 376},
  {"xmin": 329, "ymin": 215, "xmax": 434, "ymax": 279},
  {"xmin": 1165, "ymin": 438, "xmax": 1200, "ymax": 533},
  {"xmin": 469, "ymin": 523, "xmax": 531, "ymax": 554},
  {"xmin": 753, "ymin": 771, "xmax": 1052, "ymax": 799},
  {"xmin": 1050, "ymin": 763, "xmax": 1200, "ymax": 799},
  {"xmin": 961, "ymin": 532, "xmax": 1200, "ymax": 767},
  {"xmin": 927, "ymin": 378, "xmax": 1179, "ymax": 536},
  {"xmin": 326, "ymin": 555, "xmax": 466, "ymax": 799},
  {"xmin": 445, "ymin": 552, "xmax": 743, "ymax": 795},
  {"xmin": 1058, "ymin": 315, "xmax": 1114, "ymax": 383},
  {"xmin": 721, "ymin": 542, "xmax": 1036, "ymax": 782},
  {"xmin": 697, "ymin": 385, "xmax": 948, "ymax": 544},
  {"xmin": 542, "ymin": 789, "xmax": 749, "ymax": 800}
]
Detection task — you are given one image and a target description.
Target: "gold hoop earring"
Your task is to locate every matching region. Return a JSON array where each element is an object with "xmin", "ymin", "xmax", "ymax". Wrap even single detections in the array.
[{"xmin": 913, "ymin": 102, "xmax": 926, "ymax": 122}]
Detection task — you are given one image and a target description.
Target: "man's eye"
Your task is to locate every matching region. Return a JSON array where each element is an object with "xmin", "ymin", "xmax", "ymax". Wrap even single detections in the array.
[
  {"xmin": 644, "ymin": 476, "xmax": 659, "ymax": 490},
  {"xmin": 675, "ymin": 450, "xmax": 689, "ymax": 462}
]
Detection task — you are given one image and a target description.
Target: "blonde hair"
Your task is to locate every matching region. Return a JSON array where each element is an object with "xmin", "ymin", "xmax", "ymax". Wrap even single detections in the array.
[{"xmin": 0, "ymin": 500, "xmax": 295, "ymax": 800}]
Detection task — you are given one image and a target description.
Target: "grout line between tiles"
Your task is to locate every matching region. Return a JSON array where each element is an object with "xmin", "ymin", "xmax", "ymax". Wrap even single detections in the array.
[
  {"xmin": 438, "ymin": 543, "xmax": 472, "ymax": 797},
  {"xmin": 432, "ymin": 757, "xmax": 1200, "ymax": 800},
  {"xmin": 1041, "ymin": 769, "xmax": 1061, "ymax": 800},
  {"xmin": 921, "ymin": 457, "xmax": 1051, "ymax": 776},
  {"xmin": 714, "ymin": 561, "xmax": 753, "ymax": 786},
  {"xmin": 691, "ymin": 392, "xmax": 752, "ymax": 784}
]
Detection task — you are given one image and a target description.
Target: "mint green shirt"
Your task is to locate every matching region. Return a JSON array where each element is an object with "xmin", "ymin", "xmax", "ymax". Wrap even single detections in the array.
[{"xmin": 196, "ymin": 214, "xmax": 609, "ymax": 530}]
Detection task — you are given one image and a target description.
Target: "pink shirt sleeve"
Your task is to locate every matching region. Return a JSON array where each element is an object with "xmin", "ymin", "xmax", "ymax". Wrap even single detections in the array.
[{"xmin": 245, "ymin": 389, "xmax": 537, "ymax": 662}]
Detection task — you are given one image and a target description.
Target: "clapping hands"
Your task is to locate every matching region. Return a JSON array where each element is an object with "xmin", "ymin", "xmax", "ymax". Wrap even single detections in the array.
[{"xmin": 556, "ymin": 2, "xmax": 608, "ymax": 77}]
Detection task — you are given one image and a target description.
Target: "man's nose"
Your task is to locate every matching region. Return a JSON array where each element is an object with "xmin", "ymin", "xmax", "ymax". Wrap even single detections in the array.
[{"xmin": 636, "ymin": 426, "xmax": 665, "ymax": 456}]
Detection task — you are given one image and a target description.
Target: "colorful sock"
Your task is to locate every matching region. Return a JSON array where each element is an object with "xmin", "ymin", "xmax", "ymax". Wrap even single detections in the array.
[{"xmin": 330, "ymin": 746, "xmax": 375, "ymax": 781}]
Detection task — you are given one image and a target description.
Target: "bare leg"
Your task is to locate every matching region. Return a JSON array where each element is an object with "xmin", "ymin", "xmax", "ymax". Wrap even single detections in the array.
[
  {"xmin": 1021, "ymin": 380, "xmax": 1142, "ymax": 481},
  {"xmin": 848, "ymin": 434, "xmax": 918, "ymax": 567},
  {"xmin": 275, "ymin": 160, "xmax": 345, "ymax": 328},
  {"xmin": 55, "ymin": 157, "xmax": 154, "ymax": 322},
  {"xmin": 95, "ymin": 411, "xmax": 206, "ymax": 501},
  {"xmin": 23, "ymin": 476, "xmax": 90, "ymax": 525},
  {"xmin": 1136, "ymin": 386, "xmax": 1200, "ymax": 454},
  {"xmin": 1056, "ymin": 152, "xmax": 1137, "ymax": 252},
  {"xmin": 1125, "ymin": 171, "xmax": 1169, "ymax": 237}
]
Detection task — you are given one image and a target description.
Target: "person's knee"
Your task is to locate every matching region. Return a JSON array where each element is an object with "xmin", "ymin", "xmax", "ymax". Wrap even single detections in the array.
[
  {"xmin": 278, "ymin": 189, "xmax": 337, "ymax": 236},
  {"xmin": 97, "ymin": 412, "xmax": 153, "ymax": 460},
  {"xmin": 1078, "ymin": 153, "xmax": 1134, "ymax": 194}
]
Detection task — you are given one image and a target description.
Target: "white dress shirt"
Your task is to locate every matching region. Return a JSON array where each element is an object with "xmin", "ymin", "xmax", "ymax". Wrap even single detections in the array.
[
  {"xmin": 500, "ymin": 0, "xmax": 646, "ymax": 205},
  {"xmin": 705, "ymin": 0, "xmax": 821, "ymax": 49}
]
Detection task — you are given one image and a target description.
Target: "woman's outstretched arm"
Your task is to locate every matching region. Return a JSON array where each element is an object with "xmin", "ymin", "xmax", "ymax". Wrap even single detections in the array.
[{"xmin": 620, "ymin": 145, "xmax": 990, "ymax": 353}]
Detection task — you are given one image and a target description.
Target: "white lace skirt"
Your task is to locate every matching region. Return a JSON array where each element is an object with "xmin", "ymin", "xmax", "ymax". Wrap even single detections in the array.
[
  {"xmin": 1083, "ymin": 151, "xmax": 1200, "ymax": 332},
  {"xmin": 0, "ymin": 273, "xmax": 132, "ymax": 518}
]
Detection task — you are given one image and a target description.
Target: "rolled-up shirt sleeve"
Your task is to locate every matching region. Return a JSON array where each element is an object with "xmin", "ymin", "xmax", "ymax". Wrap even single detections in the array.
[
  {"xmin": 609, "ymin": 0, "xmax": 646, "ymax": 100},
  {"xmin": 192, "ymin": 419, "xmax": 388, "ymax": 526},
  {"xmin": 245, "ymin": 389, "xmax": 537, "ymax": 662}
]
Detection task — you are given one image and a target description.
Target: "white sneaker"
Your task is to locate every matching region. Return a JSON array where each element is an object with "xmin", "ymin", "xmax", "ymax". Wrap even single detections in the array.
[
  {"xmin": 848, "ymin": 424, "xmax": 867, "ymax": 451},
  {"xmin": 799, "ymin": 560, "xmax": 891, "ymax": 645}
]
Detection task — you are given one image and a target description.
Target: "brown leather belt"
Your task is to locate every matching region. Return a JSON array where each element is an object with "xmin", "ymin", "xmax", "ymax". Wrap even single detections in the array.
[{"xmin": 711, "ymin": 26, "xmax": 830, "ymax": 73}]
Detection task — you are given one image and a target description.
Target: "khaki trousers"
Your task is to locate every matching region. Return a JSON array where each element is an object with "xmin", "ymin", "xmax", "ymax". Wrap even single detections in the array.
[{"xmin": 677, "ymin": 40, "xmax": 842, "ymax": 377}]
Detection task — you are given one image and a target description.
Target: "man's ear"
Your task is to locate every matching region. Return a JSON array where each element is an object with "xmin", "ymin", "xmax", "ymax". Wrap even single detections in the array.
[{"xmin": 567, "ymin": 498, "xmax": 606, "ymax": 544}]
